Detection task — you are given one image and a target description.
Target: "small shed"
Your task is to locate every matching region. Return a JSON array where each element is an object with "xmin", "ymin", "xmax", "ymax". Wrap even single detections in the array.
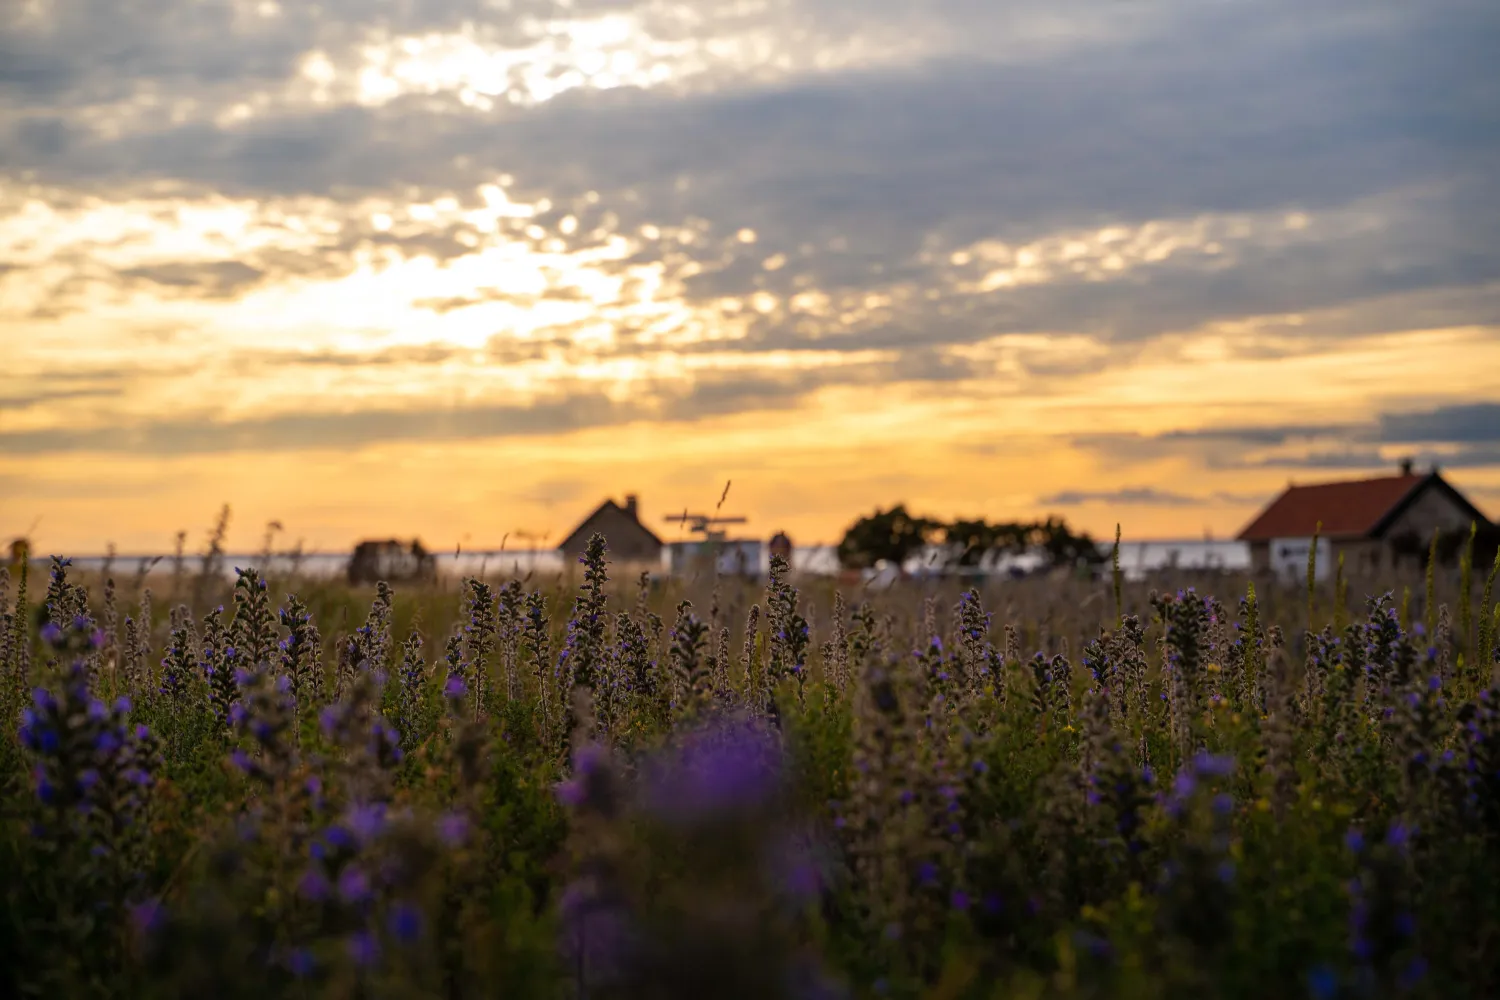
[
  {"xmin": 557, "ymin": 494, "xmax": 664, "ymax": 565},
  {"xmin": 347, "ymin": 539, "xmax": 437, "ymax": 585},
  {"xmin": 1236, "ymin": 463, "xmax": 1490, "ymax": 577}
]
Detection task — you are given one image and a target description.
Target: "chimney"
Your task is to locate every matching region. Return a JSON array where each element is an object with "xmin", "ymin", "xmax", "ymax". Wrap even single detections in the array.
[
  {"xmin": 624, "ymin": 494, "xmax": 639, "ymax": 520},
  {"xmin": 1399, "ymin": 458, "xmax": 1414, "ymax": 477}
]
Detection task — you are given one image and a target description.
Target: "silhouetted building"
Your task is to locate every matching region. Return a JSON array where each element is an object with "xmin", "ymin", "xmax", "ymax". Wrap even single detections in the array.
[
  {"xmin": 1237, "ymin": 463, "xmax": 1489, "ymax": 577},
  {"xmin": 768, "ymin": 531, "xmax": 793, "ymax": 564},
  {"xmin": 557, "ymin": 494, "xmax": 664, "ymax": 564},
  {"xmin": 347, "ymin": 539, "xmax": 436, "ymax": 585}
]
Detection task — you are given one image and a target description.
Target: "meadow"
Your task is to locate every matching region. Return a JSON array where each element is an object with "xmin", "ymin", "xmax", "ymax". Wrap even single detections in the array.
[{"xmin": 0, "ymin": 532, "xmax": 1497, "ymax": 1000}]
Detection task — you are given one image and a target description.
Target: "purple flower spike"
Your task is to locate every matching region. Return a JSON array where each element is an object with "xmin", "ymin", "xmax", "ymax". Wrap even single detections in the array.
[
  {"xmin": 640, "ymin": 718, "xmax": 784, "ymax": 825},
  {"xmin": 347, "ymin": 930, "xmax": 379, "ymax": 967}
]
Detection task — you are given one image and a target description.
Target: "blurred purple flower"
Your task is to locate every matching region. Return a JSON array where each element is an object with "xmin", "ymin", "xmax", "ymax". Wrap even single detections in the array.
[
  {"xmin": 337, "ymin": 866, "xmax": 372, "ymax": 904},
  {"xmin": 285, "ymin": 948, "xmax": 316, "ymax": 979},
  {"xmin": 347, "ymin": 929, "xmax": 379, "ymax": 967},
  {"xmin": 388, "ymin": 902, "xmax": 423, "ymax": 943},
  {"xmin": 640, "ymin": 718, "xmax": 783, "ymax": 825},
  {"xmin": 298, "ymin": 867, "xmax": 332, "ymax": 902},
  {"xmin": 436, "ymin": 811, "xmax": 470, "ymax": 848},
  {"xmin": 1192, "ymin": 752, "xmax": 1236, "ymax": 777},
  {"xmin": 130, "ymin": 899, "xmax": 166, "ymax": 936},
  {"xmin": 1306, "ymin": 964, "xmax": 1338, "ymax": 1000},
  {"xmin": 346, "ymin": 802, "xmax": 387, "ymax": 843}
]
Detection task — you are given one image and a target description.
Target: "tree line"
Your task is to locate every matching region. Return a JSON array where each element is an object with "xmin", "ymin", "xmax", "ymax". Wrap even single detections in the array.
[{"xmin": 835, "ymin": 504, "xmax": 1105, "ymax": 572}]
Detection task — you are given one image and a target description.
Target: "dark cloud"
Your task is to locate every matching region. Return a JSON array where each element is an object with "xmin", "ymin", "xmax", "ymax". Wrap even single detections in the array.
[
  {"xmin": 119, "ymin": 260, "xmax": 264, "ymax": 297},
  {"xmin": 0, "ymin": 397, "xmax": 624, "ymax": 455},
  {"xmin": 0, "ymin": 386, "xmax": 121, "ymax": 410},
  {"xmin": 0, "ymin": 354, "xmax": 983, "ymax": 455},
  {"xmin": 1075, "ymin": 400, "xmax": 1500, "ymax": 473},
  {"xmin": 1040, "ymin": 487, "xmax": 1217, "ymax": 508},
  {"xmin": 1379, "ymin": 403, "xmax": 1500, "ymax": 444},
  {"xmin": 2, "ymin": 0, "xmax": 1498, "ymax": 395}
]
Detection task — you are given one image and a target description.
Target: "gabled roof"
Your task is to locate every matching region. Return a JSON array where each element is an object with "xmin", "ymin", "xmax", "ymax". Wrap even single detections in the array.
[
  {"xmin": 1237, "ymin": 473, "xmax": 1425, "ymax": 541},
  {"xmin": 557, "ymin": 498, "xmax": 664, "ymax": 552}
]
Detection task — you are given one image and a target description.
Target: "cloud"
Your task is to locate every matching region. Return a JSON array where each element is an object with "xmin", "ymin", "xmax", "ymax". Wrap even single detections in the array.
[
  {"xmin": 0, "ymin": 386, "xmax": 121, "ymax": 410},
  {"xmin": 1075, "ymin": 400, "xmax": 1500, "ymax": 473},
  {"xmin": 3, "ymin": 0, "xmax": 1498, "ymax": 357},
  {"xmin": 118, "ymin": 260, "xmax": 265, "ymax": 297},
  {"xmin": 1378, "ymin": 402, "xmax": 1500, "ymax": 444},
  {"xmin": 1039, "ymin": 487, "xmax": 1265, "ymax": 508},
  {"xmin": 0, "ymin": 354, "xmax": 979, "ymax": 455}
]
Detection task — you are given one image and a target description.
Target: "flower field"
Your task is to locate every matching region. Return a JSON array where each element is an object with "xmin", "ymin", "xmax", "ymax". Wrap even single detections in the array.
[{"xmin": 1, "ymin": 534, "xmax": 1498, "ymax": 999}]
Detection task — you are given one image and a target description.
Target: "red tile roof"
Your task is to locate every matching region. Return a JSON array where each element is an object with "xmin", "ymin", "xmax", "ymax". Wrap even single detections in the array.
[{"xmin": 1237, "ymin": 473, "xmax": 1425, "ymax": 541}]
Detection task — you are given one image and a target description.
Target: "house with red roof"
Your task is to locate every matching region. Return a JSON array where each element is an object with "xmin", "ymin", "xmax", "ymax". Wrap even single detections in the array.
[{"xmin": 1237, "ymin": 461, "xmax": 1491, "ymax": 578}]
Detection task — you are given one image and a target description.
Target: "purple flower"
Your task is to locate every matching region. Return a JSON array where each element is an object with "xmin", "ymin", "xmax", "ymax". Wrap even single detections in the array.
[
  {"xmin": 346, "ymin": 802, "xmax": 387, "ymax": 843},
  {"xmin": 639, "ymin": 718, "xmax": 784, "ymax": 825},
  {"xmin": 298, "ymin": 867, "xmax": 332, "ymax": 902},
  {"xmin": 436, "ymin": 811, "xmax": 470, "ymax": 848},
  {"xmin": 1345, "ymin": 828, "xmax": 1364, "ymax": 854},
  {"xmin": 324, "ymin": 825, "xmax": 357, "ymax": 851},
  {"xmin": 337, "ymin": 866, "xmax": 372, "ymax": 904},
  {"xmin": 347, "ymin": 930, "xmax": 379, "ymax": 967},
  {"xmin": 40, "ymin": 623, "xmax": 63, "ymax": 646},
  {"xmin": 1192, "ymin": 752, "xmax": 1236, "ymax": 777},
  {"xmin": 557, "ymin": 886, "xmax": 637, "ymax": 980},
  {"xmin": 388, "ymin": 902, "xmax": 423, "ymax": 943},
  {"xmin": 285, "ymin": 948, "xmax": 317, "ymax": 978},
  {"xmin": 130, "ymin": 899, "xmax": 166, "ymax": 936},
  {"xmin": 1398, "ymin": 955, "xmax": 1428, "ymax": 989},
  {"xmin": 950, "ymin": 890, "xmax": 971, "ymax": 911},
  {"xmin": 443, "ymin": 674, "xmax": 467, "ymax": 698},
  {"xmin": 1212, "ymin": 793, "xmax": 1235, "ymax": 816},
  {"xmin": 554, "ymin": 778, "xmax": 587, "ymax": 808},
  {"xmin": 1306, "ymin": 964, "xmax": 1338, "ymax": 1000},
  {"xmin": 229, "ymin": 749, "xmax": 254, "ymax": 774},
  {"xmin": 767, "ymin": 833, "xmax": 824, "ymax": 902}
]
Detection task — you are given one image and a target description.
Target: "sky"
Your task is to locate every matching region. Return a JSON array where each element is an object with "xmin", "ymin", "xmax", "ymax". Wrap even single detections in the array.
[{"xmin": 2, "ymin": 0, "xmax": 1499, "ymax": 555}]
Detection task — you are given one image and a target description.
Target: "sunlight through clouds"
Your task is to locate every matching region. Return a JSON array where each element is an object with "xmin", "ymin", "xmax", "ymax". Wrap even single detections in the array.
[{"xmin": 2, "ymin": 0, "xmax": 1498, "ymax": 551}]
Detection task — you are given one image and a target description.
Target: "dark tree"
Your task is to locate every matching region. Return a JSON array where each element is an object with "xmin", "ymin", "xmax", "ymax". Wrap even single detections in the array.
[{"xmin": 836, "ymin": 505, "xmax": 940, "ymax": 570}]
